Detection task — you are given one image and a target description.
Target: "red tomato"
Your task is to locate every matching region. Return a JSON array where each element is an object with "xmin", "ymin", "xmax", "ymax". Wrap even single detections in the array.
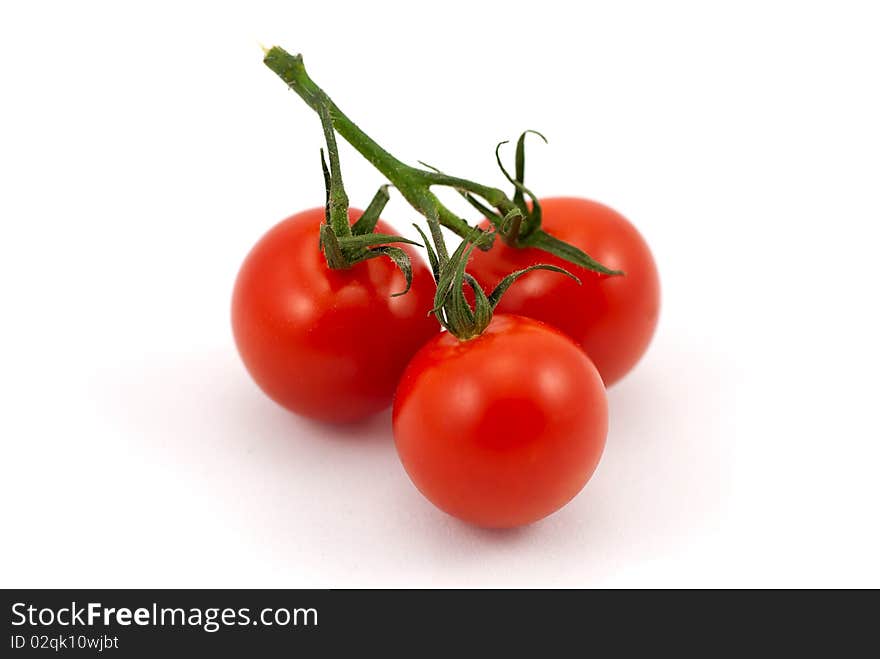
[
  {"xmin": 393, "ymin": 315, "xmax": 607, "ymax": 528},
  {"xmin": 232, "ymin": 208, "xmax": 437, "ymax": 423},
  {"xmin": 468, "ymin": 197, "xmax": 660, "ymax": 386}
]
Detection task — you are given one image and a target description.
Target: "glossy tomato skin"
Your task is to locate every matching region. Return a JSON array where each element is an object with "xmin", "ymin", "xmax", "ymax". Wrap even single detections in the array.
[
  {"xmin": 468, "ymin": 197, "xmax": 660, "ymax": 386},
  {"xmin": 393, "ymin": 315, "xmax": 607, "ymax": 528},
  {"xmin": 232, "ymin": 208, "xmax": 437, "ymax": 424}
]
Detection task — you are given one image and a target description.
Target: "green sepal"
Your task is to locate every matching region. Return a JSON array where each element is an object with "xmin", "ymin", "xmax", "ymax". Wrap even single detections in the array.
[
  {"xmin": 446, "ymin": 241, "xmax": 479, "ymax": 336},
  {"xmin": 500, "ymin": 206, "xmax": 525, "ymax": 244},
  {"xmin": 432, "ymin": 233, "xmax": 475, "ymax": 315},
  {"xmin": 488, "ymin": 264, "xmax": 580, "ymax": 309},
  {"xmin": 349, "ymin": 245, "xmax": 414, "ymax": 297},
  {"xmin": 412, "ymin": 224, "xmax": 440, "ymax": 281},
  {"xmin": 337, "ymin": 233, "xmax": 421, "ymax": 249},
  {"xmin": 429, "ymin": 230, "xmax": 496, "ymax": 339},
  {"xmin": 513, "ymin": 130, "xmax": 547, "ymax": 215},
  {"xmin": 319, "ymin": 223, "xmax": 347, "ymax": 270},
  {"xmin": 463, "ymin": 273, "xmax": 492, "ymax": 336},
  {"xmin": 495, "ymin": 140, "xmax": 542, "ymax": 240},
  {"xmin": 523, "ymin": 229, "xmax": 624, "ymax": 276},
  {"xmin": 351, "ymin": 185, "xmax": 390, "ymax": 235},
  {"xmin": 319, "ymin": 148, "xmax": 332, "ymax": 226}
]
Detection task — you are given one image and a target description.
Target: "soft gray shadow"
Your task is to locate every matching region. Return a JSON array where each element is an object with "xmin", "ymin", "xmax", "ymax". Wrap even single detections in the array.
[
  {"xmin": 93, "ymin": 349, "xmax": 395, "ymax": 452},
  {"xmin": 85, "ymin": 339, "xmax": 730, "ymax": 587},
  {"xmin": 88, "ymin": 349, "xmax": 401, "ymax": 539}
]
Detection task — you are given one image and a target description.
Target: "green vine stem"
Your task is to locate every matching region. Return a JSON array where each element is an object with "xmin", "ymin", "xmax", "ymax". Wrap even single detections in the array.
[
  {"xmin": 263, "ymin": 46, "xmax": 622, "ymax": 276},
  {"xmin": 313, "ymin": 94, "xmax": 421, "ymax": 296},
  {"xmin": 319, "ymin": 91, "xmax": 580, "ymax": 339}
]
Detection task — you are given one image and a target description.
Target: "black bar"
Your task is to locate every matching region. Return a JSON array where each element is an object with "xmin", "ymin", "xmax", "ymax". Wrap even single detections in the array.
[{"xmin": 2, "ymin": 589, "xmax": 874, "ymax": 655}]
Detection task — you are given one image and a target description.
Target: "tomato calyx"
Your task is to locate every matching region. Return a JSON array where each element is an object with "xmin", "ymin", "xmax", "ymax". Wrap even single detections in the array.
[
  {"xmin": 493, "ymin": 132, "xmax": 623, "ymax": 275},
  {"xmin": 262, "ymin": 47, "xmax": 621, "ymax": 277},
  {"xmin": 314, "ymin": 101, "xmax": 420, "ymax": 296},
  {"xmin": 413, "ymin": 221, "xmax": 580, "ymax": 340}
]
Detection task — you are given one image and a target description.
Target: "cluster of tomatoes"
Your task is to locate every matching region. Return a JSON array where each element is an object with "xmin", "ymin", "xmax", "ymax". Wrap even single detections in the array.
[{"xmin": 231, "ymin": 49, "xmax": 660, "ymax": 529}]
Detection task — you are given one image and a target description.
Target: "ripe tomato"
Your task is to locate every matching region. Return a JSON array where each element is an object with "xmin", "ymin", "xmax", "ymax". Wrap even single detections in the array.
[
  {"xmin": 232, "ymin": 208, "xmax": 437, "ymax": 423},
  {"xmin": 393, "ymin": 315, "xmax": 607, "ymax": 528},
  {"xmin": 468, "ymin": 197, "xmax": 660, "ymax": 386}
]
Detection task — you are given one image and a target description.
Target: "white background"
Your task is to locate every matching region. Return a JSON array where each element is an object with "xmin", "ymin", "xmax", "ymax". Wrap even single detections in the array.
[{"xmin": 2, "ymin": 1, "xmax": 879, "ymax": 588}]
